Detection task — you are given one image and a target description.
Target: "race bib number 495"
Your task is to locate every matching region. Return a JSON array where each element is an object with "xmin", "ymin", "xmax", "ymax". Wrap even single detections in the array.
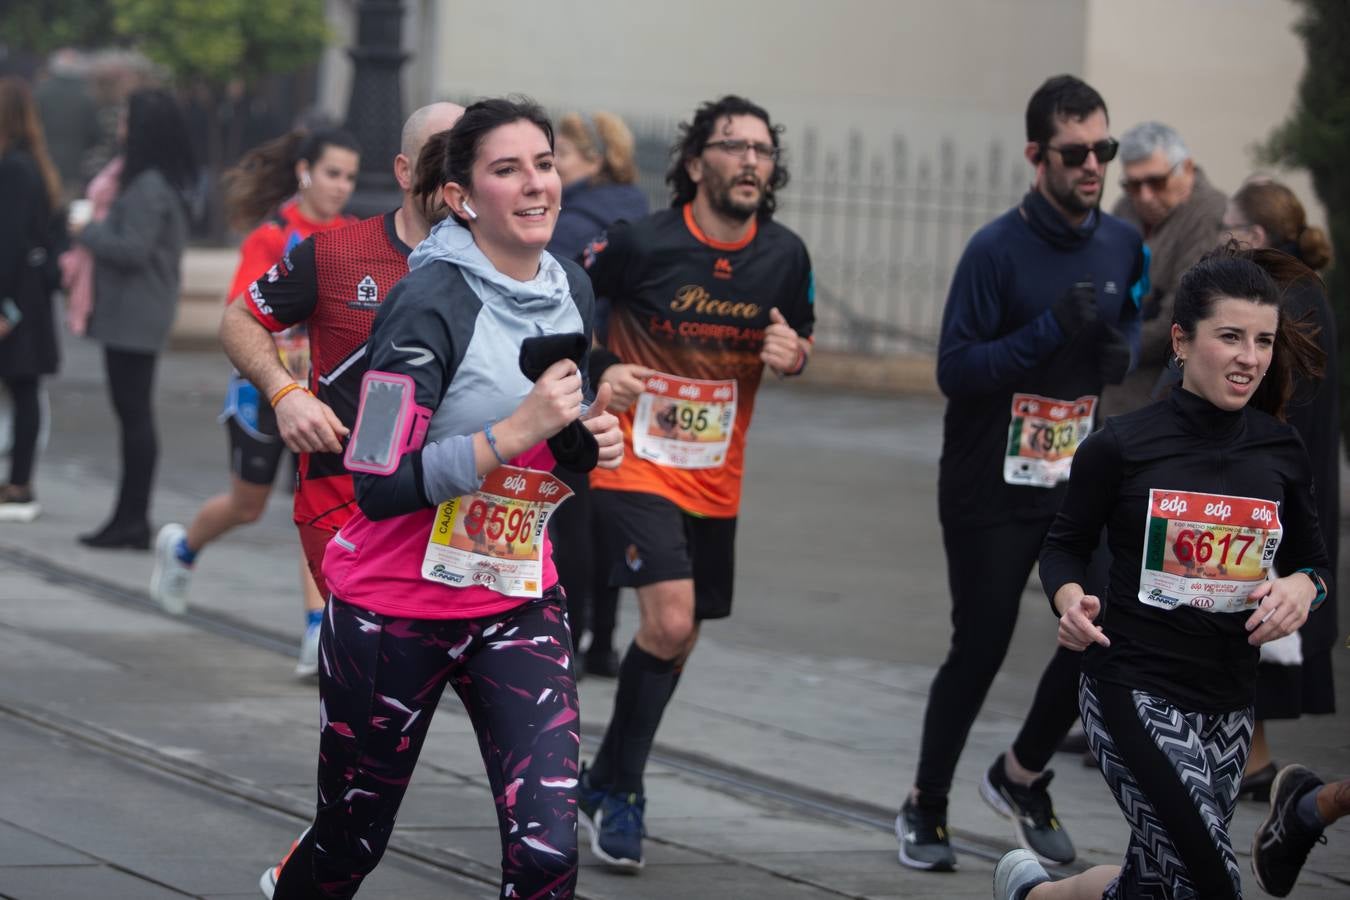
[
  {"xmin": 1003, "ymin": 393, "xmax": 1097, "ymax": 488},
  {"xmin": 632, "ymin": 373, "xmax": 737, "ymax": 470},
  {"xmin": 1138, "ymin": 489, "xmax": 1282, "ymax": 614},
  {"xmin": 420, "ymin": 466, "xmax": 572, "ymax": 598}
]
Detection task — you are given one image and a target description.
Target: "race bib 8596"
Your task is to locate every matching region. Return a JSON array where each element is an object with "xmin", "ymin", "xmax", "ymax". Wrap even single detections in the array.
[{"xmin": 420, "ymin": 467, "xmax": 572, "ymax": 598}]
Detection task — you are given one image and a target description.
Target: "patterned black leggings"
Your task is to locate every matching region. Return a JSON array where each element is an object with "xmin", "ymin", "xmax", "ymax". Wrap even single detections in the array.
[
  {"xmin": 1080, "ymin": 675, "xmax": 1253, "ymax": 899},
  {"xmin": 274, "ymin": 589, "xmax": 579, "ymax": 899}
]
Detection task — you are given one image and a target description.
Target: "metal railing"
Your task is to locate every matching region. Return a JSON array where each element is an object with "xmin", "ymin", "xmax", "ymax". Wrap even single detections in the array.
[{"xmin": 629, "ymin": 122, "xmax": 1030, "ymax": 355}]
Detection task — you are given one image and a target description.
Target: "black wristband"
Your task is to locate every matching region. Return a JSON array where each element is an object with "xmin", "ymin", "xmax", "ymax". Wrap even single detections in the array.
[{"xmin": 410, "ymin": 450, "xmax": 434, "ymax": 509}]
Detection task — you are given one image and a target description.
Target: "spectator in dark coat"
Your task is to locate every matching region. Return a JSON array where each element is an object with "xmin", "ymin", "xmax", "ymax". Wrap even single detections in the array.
[
  {"xmin": 34, "ymin": 48, "xmax": 100, "ymax": 203},
  {"xmin": 0, "ymin": 76, "xmax": 63, "ymax": 523},
  {"xmin": 1221, "ymin": 178, "xmax": 1340, "ymax": 799},
  {"xmin": 549, "ymin": 111, "xmax": 649, "ymax": 261},
  {"xmin": 71, "ymin": 87, "xmax": 197, "ymax": 549},
  {"xmin": 547, "ymin": 110, "xmax": 649, "ymax": 676}
]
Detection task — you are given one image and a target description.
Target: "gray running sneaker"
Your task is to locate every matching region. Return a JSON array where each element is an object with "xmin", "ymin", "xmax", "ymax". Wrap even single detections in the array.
[
  {"xmin": 150, "ymin": 523, "xmax": 192, "ymax": 615},
  {"xmin": 994, "ymin": 848, "xmax": 1051, "ymax": 899},
  {"xmin": 981, "ymin": 754, "xmax": 1076, "ymax": 864},
  {"xmin": 896, "ymin": 797, "xmax": 957, "ymax": 871}
]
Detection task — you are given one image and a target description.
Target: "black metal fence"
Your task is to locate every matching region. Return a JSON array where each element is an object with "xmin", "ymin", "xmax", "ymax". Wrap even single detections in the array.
[{"xmin": 628, "ymin": 122, "xmax": 1030, "ymax": 355}]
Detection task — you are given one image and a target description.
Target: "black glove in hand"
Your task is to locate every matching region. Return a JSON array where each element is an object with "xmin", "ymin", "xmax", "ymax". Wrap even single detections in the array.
[
  {"xmin": 517, "ymin": 333, "xmax": 599, "ymax": 472},
  {"xmin": 1051, "ymin": 280, "xmax": 1098, "ymax": 339},
  {"xmin": 518, "ymin": 333, "xmax": 587, "ymax": 381},
  {"xmin": 1098, "ymin": 326, "xmax": 1132, "ymax": 385}
]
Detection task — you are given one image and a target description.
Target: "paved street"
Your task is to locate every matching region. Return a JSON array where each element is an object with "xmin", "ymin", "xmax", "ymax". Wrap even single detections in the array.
[{"xmin": 0, "ymin": 332, "xmax": 1346, "ymax": 898}]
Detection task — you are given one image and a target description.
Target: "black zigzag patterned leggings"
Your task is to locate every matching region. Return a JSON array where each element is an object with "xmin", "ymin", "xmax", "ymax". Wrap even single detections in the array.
[{"xmin": 1079, "ymin": 676, "xmax": 1253, "ymax": 900}]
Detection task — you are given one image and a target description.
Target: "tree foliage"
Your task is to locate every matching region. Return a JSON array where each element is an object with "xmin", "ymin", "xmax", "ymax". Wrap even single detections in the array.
[
  {"xmin": 1263, "ymin": 0, "xmax": 1350, "ymax": 452},
  {"xmin": 0, "ymin": 2, "xmax": 118, "ymax": 55},
  {"xmin": 109, "ymin": 0, "xmax": 331, "ymax": 87},
  {"xmin": 2, "ymin": 1, "xmax": 329, "ymax": 84}
]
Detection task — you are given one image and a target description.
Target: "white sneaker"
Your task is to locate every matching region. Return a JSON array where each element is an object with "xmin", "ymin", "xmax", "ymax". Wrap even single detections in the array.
[
  {"xmin": 258, "ymin": 863, "xmax": 278, "ymax": 899},
  {"xmin": 150, "ymin": 523, "xmax": 192, "ymax": 614},
  {"xmin": 0, "ymin": 489, "xmax": 39, "ymax": 522},
  {"xmin": 259, "ymin": 830, "xmax": 305, "ymax": 898},
  {"xmin": 294, "ymin": 617, "xmax": 322, "ymax": 678},
  {"xmin": 994, "ymin": 848, "xmax": 1051, "ymax": 899}
]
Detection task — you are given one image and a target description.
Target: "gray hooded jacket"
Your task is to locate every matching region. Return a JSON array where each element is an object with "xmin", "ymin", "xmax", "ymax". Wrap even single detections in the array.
[{"xmin": 352, "ymin": 218, "xmax": 593, "ymax": 519}]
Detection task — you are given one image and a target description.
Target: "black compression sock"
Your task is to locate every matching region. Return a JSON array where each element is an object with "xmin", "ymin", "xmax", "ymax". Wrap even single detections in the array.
[{"xmin": 590, "ymin": 641, "xmax": 678, "ymax": 796}]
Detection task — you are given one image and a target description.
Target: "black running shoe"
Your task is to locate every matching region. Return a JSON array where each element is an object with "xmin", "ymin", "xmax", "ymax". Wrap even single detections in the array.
[
  {"xmin": 980, "ymin": 754, "xmax": 1076, "ymax": 864},
  {"xmin": 1252, "ymin": 764, "xmax": 1327, "ymax": 897},
  {"xmin": 895, "ymin": 797, "xmax": 956, "ymax": 871}
]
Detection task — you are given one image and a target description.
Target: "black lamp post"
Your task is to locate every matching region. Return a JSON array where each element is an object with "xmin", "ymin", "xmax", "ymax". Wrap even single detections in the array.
[{"xmin": 343, "ymin": 0, "xmax": 408, "ymax": 217}]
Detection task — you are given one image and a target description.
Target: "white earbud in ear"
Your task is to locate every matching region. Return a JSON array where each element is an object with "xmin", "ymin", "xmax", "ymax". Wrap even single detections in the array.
[
  {"xmin": 299, "ymin": 171, "xmax": 312, "ymax": 190},
  {"xmin": 462, "ymin": 200, "xmax": 478, "ymax": 221}
]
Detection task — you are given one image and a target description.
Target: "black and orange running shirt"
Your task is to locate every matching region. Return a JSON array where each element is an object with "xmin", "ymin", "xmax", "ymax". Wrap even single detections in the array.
[
  {"xmin": 244, "ymin": 211, "xmax": 412, "ymax": 532},
  {"xmin": 584, "ymin": 204, "xmax": 814, "ymax": 518}
]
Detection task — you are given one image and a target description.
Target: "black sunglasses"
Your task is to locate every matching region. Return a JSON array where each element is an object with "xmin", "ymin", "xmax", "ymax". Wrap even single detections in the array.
[
  {"xmin": 1121, "ymin": 163, "xmax": 1182, "ymax": 195},
  {"xmin": 1043, "ymin": 138, "xmax": 1119, "ymax": 168}
]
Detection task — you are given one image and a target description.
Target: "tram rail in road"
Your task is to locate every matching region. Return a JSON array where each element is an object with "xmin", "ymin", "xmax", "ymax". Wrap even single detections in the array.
[{"xmin": 0, "ymin": 541, "xmax": 1080, "ymax": 897}]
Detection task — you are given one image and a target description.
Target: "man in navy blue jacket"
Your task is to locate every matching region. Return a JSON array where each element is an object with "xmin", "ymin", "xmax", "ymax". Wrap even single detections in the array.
[{"xmin": 897, "ymin": 75, "xmax": 1146, "ymax": 873}]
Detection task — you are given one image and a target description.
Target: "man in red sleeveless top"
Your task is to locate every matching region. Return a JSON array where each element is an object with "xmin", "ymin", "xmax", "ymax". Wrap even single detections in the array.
[{"xmin": 218, "ymin": 103, "xmax": 464, "ymax": 675}]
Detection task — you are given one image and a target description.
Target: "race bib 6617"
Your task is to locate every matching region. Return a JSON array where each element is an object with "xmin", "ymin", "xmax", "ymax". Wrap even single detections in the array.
[{"xmin": 1138, "ymin": 489, "xmax": 1282, "ymax": 614}]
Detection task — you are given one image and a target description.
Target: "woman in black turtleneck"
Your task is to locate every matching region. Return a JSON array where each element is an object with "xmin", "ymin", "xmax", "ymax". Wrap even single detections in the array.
[{"xmin": 994, "ymin": 247, "xmax": 1331, "ymax": 900}]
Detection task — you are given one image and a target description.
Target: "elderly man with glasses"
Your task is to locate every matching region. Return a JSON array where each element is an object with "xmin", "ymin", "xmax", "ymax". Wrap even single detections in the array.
[{"xmin": 1103, "ymin": 121, "xmax": 1227, "ymax": 415}]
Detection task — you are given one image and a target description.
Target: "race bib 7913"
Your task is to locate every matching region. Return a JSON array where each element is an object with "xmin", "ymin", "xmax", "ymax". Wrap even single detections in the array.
[{"xmin": 1003, "ymin": 393, "xmax": 1097, "ymax": 488}]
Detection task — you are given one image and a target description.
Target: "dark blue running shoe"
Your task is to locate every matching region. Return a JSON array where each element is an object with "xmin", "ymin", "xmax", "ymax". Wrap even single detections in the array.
[
  {"xmin": 591, "ymin": 791, "xmax": 646, "ymax": 871},
  {"xmin": 577, "ymin": 763, "xmax": 607, "ymax": 841}
]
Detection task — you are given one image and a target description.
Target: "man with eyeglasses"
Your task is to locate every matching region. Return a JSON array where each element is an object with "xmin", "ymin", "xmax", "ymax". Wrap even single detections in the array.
[
  {"xmin": 576, "ymin": 94, "xmax": 814, "ymax": 872},
  {"xmin": 1102, "ymin": 121, "xmax": 1226, "ymax": 416},
  {"xmin": 897, "ymin": 74, "xmax": 1146, "ymax": 874}
]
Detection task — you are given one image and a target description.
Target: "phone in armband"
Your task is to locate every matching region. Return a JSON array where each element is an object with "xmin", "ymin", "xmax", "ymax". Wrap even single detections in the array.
[{"xmin": 344, "ymin": 371, "xmax": 433, "ymax": 476}]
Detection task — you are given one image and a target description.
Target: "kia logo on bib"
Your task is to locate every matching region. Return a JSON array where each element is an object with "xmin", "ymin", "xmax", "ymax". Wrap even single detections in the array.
[
  {"xmin": 1192, "ymin": 597, "xmax": 1216, "ymax": 609},
  {"xmin": 1157, "ymin": 496, "xmax": 1188, "ymax": 515},
  {"xmin": 1203, "ymin": 501, "xmax": 1233, "ymax": 520},
  {"xmin": 502, "ymin": 474, "xmax": 529, "ymax": 495}
]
